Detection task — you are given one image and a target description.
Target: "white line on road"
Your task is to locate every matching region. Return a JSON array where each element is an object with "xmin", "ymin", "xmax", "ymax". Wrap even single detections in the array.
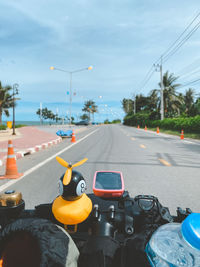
[
  {"xmin": 140, "ymin": 144, "xmax": 146, "ymax": 149},
  {"xmin": 158, "ymin": 158, "xmax": 171, "ymax": 166},
  {"xmin": 183, "ymin": 140, "xmax": 194, "ymax": 144},
  {"xmin": 0, "ymin": 129, "xmax": 99, "ymax": 192}
]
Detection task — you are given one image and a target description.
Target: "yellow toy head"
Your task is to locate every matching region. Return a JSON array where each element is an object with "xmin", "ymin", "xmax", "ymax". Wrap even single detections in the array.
[{"xmin": 52, "ymin": 157, "xmax": 92, "ymax": 226}]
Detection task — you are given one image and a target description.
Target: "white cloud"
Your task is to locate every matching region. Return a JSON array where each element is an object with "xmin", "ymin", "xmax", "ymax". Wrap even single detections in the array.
[{"xmin": 0, "ymin": 0, "xmax": 200, "ymax": 119}]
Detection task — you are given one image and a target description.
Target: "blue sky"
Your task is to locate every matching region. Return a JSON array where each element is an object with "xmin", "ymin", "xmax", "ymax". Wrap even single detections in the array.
[{"xmin": 1, "ymin": 0, "xmax": 200, "ymax": 122}]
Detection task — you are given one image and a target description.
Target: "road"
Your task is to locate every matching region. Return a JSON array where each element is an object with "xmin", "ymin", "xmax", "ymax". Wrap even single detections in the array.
[{"xmin": 0, "ymin": 124, "xmax": 200, "ymax": 215}]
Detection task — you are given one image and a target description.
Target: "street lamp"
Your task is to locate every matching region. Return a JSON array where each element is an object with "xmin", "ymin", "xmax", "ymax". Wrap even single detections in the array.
[
  {"xmin": 50, "ymin": 65, "xmax": 93, "ymax": 125},
  {"xmin": 12, "ymin": 83, "xmax": 19, "ymax": 135}
]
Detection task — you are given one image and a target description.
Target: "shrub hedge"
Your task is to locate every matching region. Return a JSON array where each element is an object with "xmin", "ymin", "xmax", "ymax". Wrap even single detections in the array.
[
  {"xmin": 123, "ymin": 113, "xmax": 200, "ymax": 133},
  {"xmin": 0, "ymin": 125, "xmax": 7, "ymax": 130}
]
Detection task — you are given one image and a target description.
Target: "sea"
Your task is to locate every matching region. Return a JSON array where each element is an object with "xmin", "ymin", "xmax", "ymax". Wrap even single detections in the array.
[{"xmin": 2, "ymin": 121, "xmax": 62, "ymax": 126}]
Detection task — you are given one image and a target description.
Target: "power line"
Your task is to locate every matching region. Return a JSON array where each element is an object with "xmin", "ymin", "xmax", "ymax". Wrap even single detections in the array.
[
  {"xmin": 178, "ymin": 67, "xmax": 200, "ymax": 80},
  {"xmin": 177, "ymin": 57, "xmax": 200, "ymax": 75},
  {"xmin": 179, "ymin": 77, "xmax": 200, "ymax": 89},
  {"xmin": 163, "ymin": 19, "xmax": 200, "ymax": 63},
  {"xmin": 135, "ymin": 67, "xmax": 155, "ymax": 94},
  {"xmin": 133, "ymin": 12, "xmax": 200, "ymax": 96},
  {"xmin": 161, "ymin": 12, "xmax": 200, "ymax": 62}
]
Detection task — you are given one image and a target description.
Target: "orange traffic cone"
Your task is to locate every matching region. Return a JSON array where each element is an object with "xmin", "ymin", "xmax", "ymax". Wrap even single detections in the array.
[
  {"xmin": 157, "ymin": 127, "xmax": 159, "ymax": 134},
  {"xmin": 137, "ymin": 125, "xmax": 140, "ymax": 129},
  {"xmin": 0, "ymin": 140, "xmax": 23, "ymax": 179},
  {"xmin": 145, "ymin": 126, "xmax": 147, "ymax": 131},
  {"xmin": 180, "ymin": 130, "xmax": 184, "ymax": 140},
  {"xmin": 71, "ymin": 130, "xmax": 76, "ymax": 143}
]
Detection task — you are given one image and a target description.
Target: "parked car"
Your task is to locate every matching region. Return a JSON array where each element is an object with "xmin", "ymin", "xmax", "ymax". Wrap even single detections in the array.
[{"xmin": 75, "ymin": 120, "xmax": 89, "ymax": 126}]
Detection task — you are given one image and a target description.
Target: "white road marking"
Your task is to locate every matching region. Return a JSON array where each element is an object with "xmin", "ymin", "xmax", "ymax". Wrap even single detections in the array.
[
  {"xmin": 0, "ymin": 129, "xmax": 99, "ymax": 192},
  {"xmin": 183, "ymin": 140, "xmax": 194, "ymax": 144},
  {"xmin": 140, "ymin": 144, "xmax": 146, "ymax": 149},
  {"xmin": 158, "ymin": 158, "xmax": 171, "ymax": 166}
]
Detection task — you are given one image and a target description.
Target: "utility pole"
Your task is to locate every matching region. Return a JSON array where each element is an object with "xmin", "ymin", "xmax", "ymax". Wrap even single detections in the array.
[{"xmin": 154, "ymin": 57, "xmax": 164, "ymax": 120}]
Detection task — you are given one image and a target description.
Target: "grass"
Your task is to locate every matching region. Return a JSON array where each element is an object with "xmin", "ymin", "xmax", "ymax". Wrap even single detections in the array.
[
  {"xmin": 147, "ymin": 127, "xmax": 200, "ymax": 140},
  {"xmin": 0, "ymin": 124, "xmax": 27, "ymax": 131},
  {"xmin": 15, "ymin": 124, "xmax": 27, "ymax": 128}
]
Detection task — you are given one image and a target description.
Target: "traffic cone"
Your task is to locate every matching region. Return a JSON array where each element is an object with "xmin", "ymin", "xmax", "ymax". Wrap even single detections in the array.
[
  {"xmin": 145, "ymin": 126, "xmax": 147, "ymax": 131},
  {"xmin": 0, "ymin": 140, "xmax": 23, "ymax": 179},
  {"xmin": 157, "ymin": 127, "xmax": 159, "ymax": 134},
  {"xmin": 137, "ymin": 125, "xmax": 140, "ymax": 129},
  {"xmin": 180, "ymin": 130, "xmax": 184, "ymax": 140},
  {"xmin": 71, "ymin": 130, "xmax": 76, "ymax": 143}
]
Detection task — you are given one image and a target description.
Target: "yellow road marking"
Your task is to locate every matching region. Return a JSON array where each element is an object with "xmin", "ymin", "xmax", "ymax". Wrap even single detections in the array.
[
  {"xmin": 140, "ymin": 144, "xmax": 146, "ymax": 148},
  {"xmin": 131, "ymin": 137, "xmax": 136, "ymax": 140},
  {"xmin": 158, "ymin": 158, "xmax": 171, "ymax": 166}
]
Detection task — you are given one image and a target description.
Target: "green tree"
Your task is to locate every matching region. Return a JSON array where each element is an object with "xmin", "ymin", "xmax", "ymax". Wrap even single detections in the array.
[
  {"xmin": 104, "ymin": 119, "xmax": 110, "ymax": 124},
  {"xmin": 158, "ymin": 71, "xmax": 183, "ymax": 117},
  {"xmin": 121, "ymin": 98, "xmax": 134, "ymax": 114},
  {"xmin": 0, "ymin": 82, "xmax": 14, "ymax": 125},
  {"xmin": 184, "ymin": 88, "xmax": 195, "ymax": 116},
  {"xmin": 82, "ymin": 100, "xmax": 98, "ymax": 121},
  {"xmin": 36, "ymin": 107, "xmax": 56, "ymax": 124},
  {"xmin": 80, "ymin": 113, "xmax": 89, "ymax": 120},
  {"xmin": 135, "ymin": 94, "xmax": 149, "ymax": 112},
  {"xmin": 147, "ymin": 90, "xmax": 159, "ymax": 112}
]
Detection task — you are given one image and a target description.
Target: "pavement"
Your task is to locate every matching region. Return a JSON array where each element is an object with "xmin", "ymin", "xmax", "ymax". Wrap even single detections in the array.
[{"xmin": 0, "ymin": 126, "xmax": 63, "ymax": 166}]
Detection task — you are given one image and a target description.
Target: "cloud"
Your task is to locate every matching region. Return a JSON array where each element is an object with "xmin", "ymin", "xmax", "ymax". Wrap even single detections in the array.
[{"xmin": 1, "ymin": 0, "xmax": 200, "ymax": 120}]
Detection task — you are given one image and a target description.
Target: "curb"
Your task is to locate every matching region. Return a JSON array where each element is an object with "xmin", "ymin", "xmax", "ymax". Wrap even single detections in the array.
[{"xmin": 0, "ymin": 137, "xmax": 62, "ymax": 167}]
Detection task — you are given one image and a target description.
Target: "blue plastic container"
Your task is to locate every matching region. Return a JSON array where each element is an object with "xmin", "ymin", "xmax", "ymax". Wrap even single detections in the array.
[{"xmin": 145, "ymin": 213, "xmax": 200, "ymax": 266}]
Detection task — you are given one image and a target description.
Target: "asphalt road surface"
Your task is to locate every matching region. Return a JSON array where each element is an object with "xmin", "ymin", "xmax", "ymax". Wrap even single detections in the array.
[{"xmin": 0, "ymin": 124, "xmax": 200, "ymax": 215}]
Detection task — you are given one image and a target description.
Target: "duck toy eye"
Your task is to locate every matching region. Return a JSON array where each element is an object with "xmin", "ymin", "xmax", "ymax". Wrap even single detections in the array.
[{"xmin": 52, "ymin": 157, "xmax": 92, "ymax": 227}]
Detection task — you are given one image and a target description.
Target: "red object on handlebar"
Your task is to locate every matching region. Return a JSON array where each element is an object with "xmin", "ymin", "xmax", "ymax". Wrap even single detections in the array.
[{"xmin": 93, "ymin": 171, "xmax": 124, "ymax": 198}]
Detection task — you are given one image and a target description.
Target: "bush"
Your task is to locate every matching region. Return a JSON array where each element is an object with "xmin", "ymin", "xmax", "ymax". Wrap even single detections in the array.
[
  {"xmin": 123, "ymin": 113, "xmax": 200, "ymax": 133},
  {"xmin": 15, "ymin": 124, "xmax": 27, "ymax": 128},
  {"xmin": 112, "ymin": 119, "xmax": 121, "ymax": 124},
  {"xmin": 123, "ymin": 112, "xmax": 150, "ymax": 127},
  {"xmin": 104, "ymin": 119, "xmax": 111, "ymax": 124},
  {"xmin": 0, "ymin": 125, "xmax": 7, "ymax": 130}
]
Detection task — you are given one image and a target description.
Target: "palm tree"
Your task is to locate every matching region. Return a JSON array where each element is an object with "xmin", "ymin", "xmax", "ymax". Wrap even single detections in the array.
[
  {"xmin": 158, "ymin": 71, "xmax": 183, "ymax": 117},
  {"xmin": 0, "ymin": 82, "xmax": 13, "ymax": 125},
  {"xmin": 80, "ymin": 113, "xmax": 89, "ymax": 120},
  {"xmin": 147, "ymin": 90, "xmax": 159, "ymax": 112},
  {"xmin": 184, "ymin": 88, "xmax": 195, "ymax": 116},
  {"xmin": 121, "ymin": 98, "xmax": 134, "ymax": 114},
  {"xmin": 82, "ymin": 100, "xmax": 98, "ymax": 122}
]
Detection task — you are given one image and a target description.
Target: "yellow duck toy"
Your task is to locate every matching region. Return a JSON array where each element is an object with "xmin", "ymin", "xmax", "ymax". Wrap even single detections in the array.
[{"xmin": 52, "ymin": 157, "xmax": 92, "ymax": 228}]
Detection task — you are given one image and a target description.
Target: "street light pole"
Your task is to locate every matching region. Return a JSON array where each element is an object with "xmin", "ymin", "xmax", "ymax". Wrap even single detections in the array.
[
  {"xmin": 69, "ymin": 72, "xmax": 72, "ymax": 125},
  {"xmin": 12, "ymin": 83, "xmax": 19, "ymax": 135},
  {"xmin": 50, "ymin": 66, "xmax": 92, "ymax": 126}
]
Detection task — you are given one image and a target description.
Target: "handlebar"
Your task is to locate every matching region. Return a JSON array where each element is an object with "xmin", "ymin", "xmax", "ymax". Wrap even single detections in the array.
[
  {"xmin": 0, "ymin": 190, "xmax": 193, "ymax": 267},
  {"xmin": 0, "ymin": 190, "xmax": 192, "ymax": 238},
  {"xmin": 64, "ymin": 192, "xmax": 192, "ymax": 243}
]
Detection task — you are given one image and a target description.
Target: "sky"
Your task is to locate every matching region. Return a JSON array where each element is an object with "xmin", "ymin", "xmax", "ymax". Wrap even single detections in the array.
[{"xmin": 1, "ymin": 0, "xmax": 200, "ymax": 122}]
